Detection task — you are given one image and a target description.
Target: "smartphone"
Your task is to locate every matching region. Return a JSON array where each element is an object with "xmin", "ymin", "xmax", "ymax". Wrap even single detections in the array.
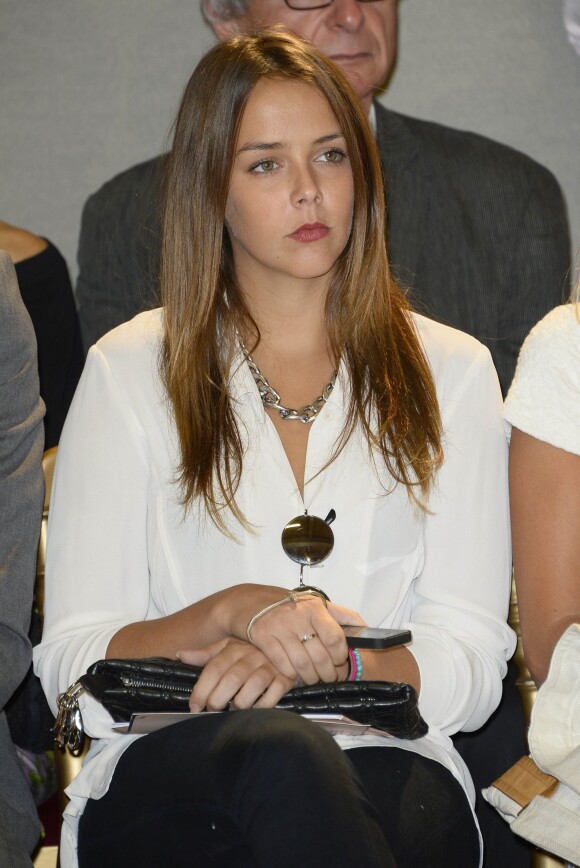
[{"xmin": 341, "ymin": 626, "xmax": 412, "ymax": 649}]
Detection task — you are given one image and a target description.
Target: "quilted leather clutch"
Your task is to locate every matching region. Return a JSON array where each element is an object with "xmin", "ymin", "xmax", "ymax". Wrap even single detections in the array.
[{"xmin": 54, "ymin": 656, "xmax": 427, "ymax": 751}]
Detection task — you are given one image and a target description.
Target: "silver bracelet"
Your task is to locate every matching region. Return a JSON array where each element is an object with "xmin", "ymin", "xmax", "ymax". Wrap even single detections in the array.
[
  {"xmin": 290, "ymin": 588, "xmax": 328, "ymax": 608},
  {"xmin": 246, "ymin": 595, "xmax": 294, "ymax": 643},
  {"xmin": 245, "ymin": 588, "xmax": 329, "ymax": 644}
]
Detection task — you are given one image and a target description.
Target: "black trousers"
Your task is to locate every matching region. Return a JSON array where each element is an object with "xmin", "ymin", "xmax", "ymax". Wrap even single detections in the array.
[{"xmin": 78, "ymin": 710, "xmax": 479, "ymax": 868}]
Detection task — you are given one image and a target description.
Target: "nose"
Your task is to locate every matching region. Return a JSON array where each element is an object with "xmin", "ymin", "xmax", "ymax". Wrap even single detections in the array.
[
  {"xmin": 292, "ymin": 165, "xmax": 322, "ymax": 207},
  {"xmin": 324, "ymin": 0, "xmax": 365, "ymax": 31}
]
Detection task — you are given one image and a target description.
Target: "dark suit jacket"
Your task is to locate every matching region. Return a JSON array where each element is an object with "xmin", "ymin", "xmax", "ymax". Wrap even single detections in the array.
[{"xmin": 76, "ymin": 102, "xmax": 570, "ymax": 394}]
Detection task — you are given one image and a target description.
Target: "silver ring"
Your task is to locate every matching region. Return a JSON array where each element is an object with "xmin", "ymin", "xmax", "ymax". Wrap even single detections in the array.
[{"xmin": 301, "ymin": 633, "xmax": 318, "ymax": 643}]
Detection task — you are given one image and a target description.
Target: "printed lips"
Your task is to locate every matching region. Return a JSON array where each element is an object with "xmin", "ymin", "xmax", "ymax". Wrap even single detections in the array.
[{"xmin": 289, "ymin": 223, "xmax": 330, "ymax": 243}]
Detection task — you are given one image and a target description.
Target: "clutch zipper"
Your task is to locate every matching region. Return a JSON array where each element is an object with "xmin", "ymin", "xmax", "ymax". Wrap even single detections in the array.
[{"xmin": 119, "ymin": 675, "xmax": 193, "ymax": 693}]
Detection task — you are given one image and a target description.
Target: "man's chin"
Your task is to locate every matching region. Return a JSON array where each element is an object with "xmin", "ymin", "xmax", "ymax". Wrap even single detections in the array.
[
  {"xmin": 337, "ymin": 71, "xmax": 374, "ymax": 110},
  {"xmin": 326, "ymin": 59, "xmax": 374, "ymax": 103}
]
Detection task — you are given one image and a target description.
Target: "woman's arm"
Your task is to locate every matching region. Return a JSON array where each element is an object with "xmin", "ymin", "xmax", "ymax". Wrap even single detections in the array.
[
  {"xmin": 509, "ymin": 427, "xmax": 580, "ymax": 685},
  {"xmin": 107, "ymin": 583, "xmax": 356, "ymax": 682},
  {"xmin": 344, "ymin": 646, "xmax": 420, "ymax": 691},
  {"xmin": 397, "ymin": 328, "xmax": 515, "ymax": 734}
]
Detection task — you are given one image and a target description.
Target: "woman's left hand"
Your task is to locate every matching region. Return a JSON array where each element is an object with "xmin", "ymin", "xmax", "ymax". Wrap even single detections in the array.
[
  {"xmin": 244, "ymin": 597, "xmax": 364, "ymax": 685},
  {"xmin": 178, "ymin": 638, "xmax": 297, "ymax": 712}
]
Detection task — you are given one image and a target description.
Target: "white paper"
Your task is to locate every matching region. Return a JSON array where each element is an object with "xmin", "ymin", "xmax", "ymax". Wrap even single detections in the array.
[{"xmin": 111, "ymin": 711, "xmax": 393, "ymax": 739}]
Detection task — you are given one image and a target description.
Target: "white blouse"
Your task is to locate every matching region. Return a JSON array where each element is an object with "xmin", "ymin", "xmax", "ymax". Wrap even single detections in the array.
[
  {"xmin": 35, "ymin": 309, "xmax": 514, "ymax": 866},
  {"xmin": 503, "ymin": 304, "xmax": 580, "ymax": 455}
]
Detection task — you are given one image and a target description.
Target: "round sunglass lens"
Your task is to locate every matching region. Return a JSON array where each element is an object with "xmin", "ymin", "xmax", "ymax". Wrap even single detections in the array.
[{"xmin": 281, "ymin": 513, "xmax": 334, "ymax": 566}]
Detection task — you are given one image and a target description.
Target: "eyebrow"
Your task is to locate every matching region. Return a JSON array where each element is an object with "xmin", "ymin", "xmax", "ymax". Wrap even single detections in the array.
[{"xmin": 236, "ymin": 132, "xmax": 344, "ymax": 156}]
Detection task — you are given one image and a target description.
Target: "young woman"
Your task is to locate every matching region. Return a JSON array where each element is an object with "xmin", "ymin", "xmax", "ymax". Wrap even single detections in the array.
[
  {"xmin": 35, "ymin": 30, "xmax": 514, "ymax": 868},
  {"xmin": 481, "ymin": 292, "xmax": 580, "ymax": 862}
]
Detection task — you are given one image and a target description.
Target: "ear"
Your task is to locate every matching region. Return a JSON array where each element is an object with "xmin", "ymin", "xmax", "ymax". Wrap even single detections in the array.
[
  {"xmin": 202, "ymin": 0, "xmax": 247, "ymax": 41},
  {"xmin": 212, "ymin": 16, "xmax": 245, "ymax": 40}
]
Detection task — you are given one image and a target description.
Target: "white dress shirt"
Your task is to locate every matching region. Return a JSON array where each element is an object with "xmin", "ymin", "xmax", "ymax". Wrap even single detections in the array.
[{"xmin": 35, "ymin": 308, "xmax": 514, "ymax": 866}]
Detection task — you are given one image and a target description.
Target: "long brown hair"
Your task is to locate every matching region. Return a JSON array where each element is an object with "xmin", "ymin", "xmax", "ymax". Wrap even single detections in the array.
[{"xmin": 160, "ymin": 28, "xmax": 442, "ymax": 531}]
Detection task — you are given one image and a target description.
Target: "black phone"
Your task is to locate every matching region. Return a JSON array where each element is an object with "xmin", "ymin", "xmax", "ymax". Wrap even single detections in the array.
[{"xmin": 341, "ymin": 626, "xmax": 412, "ymax": 649}]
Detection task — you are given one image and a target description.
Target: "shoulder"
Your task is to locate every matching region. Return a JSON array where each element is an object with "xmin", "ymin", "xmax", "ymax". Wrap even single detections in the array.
[
  {"xmin": 0, "ymin": 221, "xmax": 48, "ymax": 264},
  {"xmin": 375, "ymin": 103, "xmax": 563, "ymax": 194},
  {"xmin": 507, "ymin": 305, "xmax": 580, "ymax": 388},
  {"xmin": 411, "ymin": 313, "xmax": 504, "ymax": 450},
  {"xmin": 93, "ymin": 308, "xmax": 163, "ymax": 371},
  {"xmin": 83, "ymin": 155, "xmax": 167, "ymax": 215},
  {"xmin": 73, "ymin": 310, "xmax": 166, "ymax": 428},
  {"xmin": 411, "ymin": 312, "xmax": 502, "ymax": 423},
  {"xmin": 503, "ymin": 305, "xmax": 580, "ymax": 453},
  {"xmin": 516, "ymin": 304, "xmax": 579, "ymax": 356},
  {"xmin": 412, "ymin": 312, "xmax": 494, "ymax": 382}
]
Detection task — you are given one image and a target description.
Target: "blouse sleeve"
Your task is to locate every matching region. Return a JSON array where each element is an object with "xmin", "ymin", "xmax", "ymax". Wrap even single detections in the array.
[
  {"xmin": 503, "ymin": 305, "xmax": 580, "ymax": 456},
  {"xmin": 407, "ymin": 338, "xmax": 515, "ymax": 734},
  {"xmin": 33, "ymin": 341, "xmax": 152, "ymax": 735}
]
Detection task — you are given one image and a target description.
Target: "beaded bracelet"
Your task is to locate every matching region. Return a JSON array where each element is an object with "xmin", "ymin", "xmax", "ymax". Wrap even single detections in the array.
[{"xmin": 348, "ymin": 647, "xmax": 363, "ymax": 681}]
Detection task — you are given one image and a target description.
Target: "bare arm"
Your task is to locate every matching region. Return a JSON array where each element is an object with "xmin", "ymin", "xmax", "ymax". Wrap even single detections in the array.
[
  {"xmin": 107, "ymin": 584, "xmax": 351, "ymax": 668},
  {"xmin": 355, "ymin": 646, "xmax": 420, "ymax": 691},
  {"xmin": 509, "ymin": 427, "xmax": 580, "ymax": 685}
]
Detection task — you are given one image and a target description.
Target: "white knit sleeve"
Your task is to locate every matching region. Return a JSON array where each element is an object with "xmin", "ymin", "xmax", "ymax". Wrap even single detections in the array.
[{"xmin": 503, "ymin": 305, "xmax": 580, "ymax": 456}]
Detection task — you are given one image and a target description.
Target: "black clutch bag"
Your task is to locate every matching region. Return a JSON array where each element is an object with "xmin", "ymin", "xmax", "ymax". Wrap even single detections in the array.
[{"xmin": 54, "ymin": 656, "xmax": 427, "ymax": 752}]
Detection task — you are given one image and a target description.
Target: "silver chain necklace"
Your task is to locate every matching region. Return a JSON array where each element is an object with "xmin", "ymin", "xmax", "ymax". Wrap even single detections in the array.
[{"xmin": 239, "ymin": 342, "xmax": 336, "ymax": 424}]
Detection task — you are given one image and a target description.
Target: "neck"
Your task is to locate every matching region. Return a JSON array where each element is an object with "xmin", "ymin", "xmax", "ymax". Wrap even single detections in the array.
[
  {"xmin": 360, "ymin": 92, "xmax": 373, "ymax": 114},
  {"xmin": 243, "ymin": 305, "xmax": 331, "ymax": 369},
  {"xmin": 238, "ymin": 275, "xmax": 331, "ymax": 367},
  {"xmin": 241, "ymin": 269, "xmax": 328, "ymax": 313}
]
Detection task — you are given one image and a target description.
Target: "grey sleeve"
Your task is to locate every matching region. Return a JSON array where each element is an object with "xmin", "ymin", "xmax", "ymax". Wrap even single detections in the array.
[{"xmin": 0, "ymin": 251, "xmax": 45, "ymax": 710}]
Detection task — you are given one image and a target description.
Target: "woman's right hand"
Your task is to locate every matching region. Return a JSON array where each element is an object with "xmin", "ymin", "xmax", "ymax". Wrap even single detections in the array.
[{"xmin": 178, "ymin": 637, "xmax": 296, "ymax": 711}]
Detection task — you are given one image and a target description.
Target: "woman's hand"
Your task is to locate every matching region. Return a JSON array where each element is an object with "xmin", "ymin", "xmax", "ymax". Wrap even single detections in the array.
[
  {"xmin": 178, "ymin": 638, "xmax": 295, "ymax": 712},
  {"xmin": 244, "ymin": 595, "xmax": 365, "ymax": 685},
  {"xmin": 214, "ymin": 583, "xmax": 365, "ymax": 684}
]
